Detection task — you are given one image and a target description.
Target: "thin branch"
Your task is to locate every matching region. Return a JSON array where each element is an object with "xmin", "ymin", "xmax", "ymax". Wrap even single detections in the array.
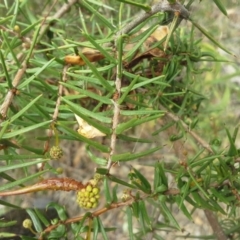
[
  {"xmin": 160, "ymin": 105, "xmax": 227, "ymax": 240},
  {"xmin": 107, "ymin": 100, "xmax": 120, "ymax": 169},
  {"xmin": 107, "ymin": 48, "xmax": 122, "ymax": 169},
  {"xmin": 161, "ymin": 105, "xmax": 213, "ymax": 153},
  {"xmin": 204, "ymin": 209, "xmax": 228, "ymax": 240},
  {"xmin": 38, "ymin": 0, "xmax": 78, "ymax": 41},
  {"xmin": 116, "ymin": 0, "xmax": 189, "ymax": 38},
  {"xmin": 0, "ymin": 60, "xmax": 28, "ymax": 119},
  {"xmin": 40, "ymin": 187, "xmax": 179, "ymax": 238},
  {"xmin": 52, "ymin": 65, "xmax": 69, "ymax": 121}
]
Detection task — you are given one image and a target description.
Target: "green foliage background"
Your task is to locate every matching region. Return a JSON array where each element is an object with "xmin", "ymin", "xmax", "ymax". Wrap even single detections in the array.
[{"xmin": 0, "ymin": 0, "xmax": 240, "ymax": 239}]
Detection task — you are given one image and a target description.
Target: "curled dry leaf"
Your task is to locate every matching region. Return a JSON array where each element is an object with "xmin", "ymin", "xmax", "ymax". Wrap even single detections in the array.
[
  {"xmin": 65, "ymin": 47, "xmax": 105, "ymax": 66},
  {"xmin": 75, "ymin": 114, "xmax": 106, "ymax": 138},
  {"xmin": 145, "ymin": 25, "xmax": 169, "ymax": 56},
  {"xmin": 0, "ymin": 178, "xmax": 85, "ymax": 196},
  {"xmin": 64, "ymin": 27, "xmax": 168, "ymax": 67},
  {"xmin": 125, "ymin": 26, "xmax": 169, "ymax": 68}
]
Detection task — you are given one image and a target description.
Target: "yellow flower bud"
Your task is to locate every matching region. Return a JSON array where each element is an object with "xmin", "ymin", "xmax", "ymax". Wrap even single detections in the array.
[{"xmin": 22, "ymin": 219, "xmax": 32, "ymax": 229}]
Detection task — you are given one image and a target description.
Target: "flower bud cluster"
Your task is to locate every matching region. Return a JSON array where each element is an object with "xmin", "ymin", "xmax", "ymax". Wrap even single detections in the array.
[
  {"xmin": 50, "ymin": 146, "xmax": 63, "ymax": 160},
  {"xmin": 77, "ymin": 184, "xmax": 100, "ymax": 209}
]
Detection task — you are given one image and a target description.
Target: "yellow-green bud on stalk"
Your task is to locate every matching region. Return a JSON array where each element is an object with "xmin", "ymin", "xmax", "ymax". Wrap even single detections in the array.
[
  {"xmin": 13, "ymin": 25, "xmax": 20, "ymax": 32},
  {"xmin": 22, "ymin": 219, "xmax": 32, "ymax": 229},
  {"xmin": 50, "ymin": 146, "xmax": 63, "ymax": 160},
  {"xmin": 22, "ymin": 219, "xmax": 37, "ymax": 235}
]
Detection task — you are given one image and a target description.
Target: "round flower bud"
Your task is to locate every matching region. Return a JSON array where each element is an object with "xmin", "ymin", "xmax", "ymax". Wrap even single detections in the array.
[
  {"xmin": 13, "ymin": 25, "xmax": 20, "ymax": 32},
  {"xmin": 56, "ymin": 167, "xmax": 63, "ymax": 174},
  {"xmin": 22, "ymin": 219, "xmax": 32, "ymax": 229},
  {"xmin": 50, "ymin": 146, "xmax": 63, "ymax": 160}
]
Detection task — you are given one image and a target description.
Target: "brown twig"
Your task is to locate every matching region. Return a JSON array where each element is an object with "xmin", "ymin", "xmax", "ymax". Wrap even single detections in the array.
[
  {"xmin": 161, "ymin": 105, "xmax": 213, "ymax": 153},
  {"xmin": 39, "ymin": 187, "xmax": 179, "ymax": 238},
  {"xmin": 116, "ymin": 0, "xmax": 189, "ymax": 38},
  {"xmin": 204, "ymin": 210, "xmax": 228, "ymax": 240},
  {"xmin": 0, "ymin": 178, "xmax": 85, "ymax": 197},
  {"xmin": 107, "ymin": 49, "xmax": 121, "ymax": 169},
  {"xmin": 37, "ymin": 0, "xmax": 78, "ymax": 42},
  {"xmin": 0, "ymin": 60, "xmax": 28, "ymax": 118},
  {"xmin": 52, "ymin": 65, "xmax": 69, "ymax": 121},
  {"xmin": 160, "ymin": 105, "xmax": 227, "ymax": 240}
]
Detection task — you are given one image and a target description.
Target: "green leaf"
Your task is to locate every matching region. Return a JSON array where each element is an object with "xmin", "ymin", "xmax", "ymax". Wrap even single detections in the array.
[
  {"xmin": 47, "ymin": 224, "xmax": 66, "ymax": 238},
  {"xmin": 20, "ymin": 19, "xmax": 42, "ymax": 35},
  {"xmin": 108, "ymin": 175, "xmax": 136, "ymax": 189},
  {"xmin": 226, "ymin": 128, "xmax": 238, "ymax": 157},
  {"xmin": 46, "ymin": 202, "xmax": 67, "ymax": 221},
  {"xmin": 126, "ymin": 206, "xmax": 134, "ymax": 240},
  {"xmin": 132, "ymin": 168, "xmax": 151, "ymax": 193},
  {"xmin": 190, "ymin": 19, "xmax": 233, "ymax": 56},
  {"xmin": 178, "ymin": 180, "xmax": 191, "ymax": 210},
  {"xmin": 78, "ymin": 52, "xmax": 114, "ymax": 92},
  {"xmin": 112, "ymin": 185, "xmax": 118, "ymax": 203},
  {"xmin": 2, "ymin": 120, "xmax": 52, "ymax": 139},
  {"xmin": 60, "ymin": 82, "xmax": 112, "ymax": 105},
  {"xmin": 1, "ymin": 94, "xmax": 43, "ymax": 126},
  {"xmin": 120, "ymin": 109, "xmax": 164, "ymax": 116},
  {"xmin": 191, "ymin": 191, "xmax": 216, "ymax": 211},
  {"xmin": 83, "ymin": 33, "xmax": 116, "ymax": 63},
  {"xmin": 112, "ymin": 146, "xmax": 162, "ymax": 162},
  {"xmin": 103, "ymin": 177, "xmax": 112, "ymax": 205},
  {"xmin": 74, "ymin": 212, "xmax": 92, "ymax": 236},
  {"xmin": 0, "ymin": 49, "xmax": 12, "ymax": 87},
  {"xmin": 154, "ymin": 184, "xmax": 168, "ymax": 193},
  {"xmin": 116, "ymin": 114, "xmax": 164, "ymax": 134},
  {"xmin": 57, "ymin": 122, "xmax": 110, "ymax": 153},
  {"xmin": 123, "ymin": 72, "xmax": 168, "ymax": 90},
  {"xmin": 0, "ymin": 159, "xmax": 48, "ymax": 174},
  {"xmin": 34, "ymin": 208, "xmax": 50, "ymax": 227},
  {"xmin": 19, "ymin": 58, "xmax": 55, "ymax": 89},
  {"xmin": 175, "ymin": 195, "xmax": 192, "ymax": 220},
  {"xmin": 97, "ymin": 216, "xmax": 108, "ymax": 240},
  {"xmin": 118, "ymin": 134, "xmax": 152, "ymax": 143},
  {"xmin": 86, "ymin": 146, "xmax": 107, "ymax": 165},
  {"xmin": 79, "ymin": 1, "xmax": 115, "ymax": 30},
  {"xmin": 115, "ymin": 0, "xmax": 151, "ymax": 11},
  {"xmin": 131, "ymin": 201, "xmax": 140, "ymax": 219},
  {"xmin": 0, "ymin": 154, "xmax": 43, "ymax": 161},
  {"xmin": 0, "ymin": 220, "xmax": 17, "ymax": 228},
  {"xmin": 213, "ymin": 0, "xmax": 228, "ymax": 16},
  {"xmin": 139, "ymin": 200, "xmax": 151, "ymax": 228},
  {"xmin": 0, "ymin": 233, "xmax": 17, "ymax": 238},
  {"xmin": 0, "ymin": 199, "xmax": 21, "ymax": 208},
  {"xmin": 188, "ymin": 169, "xmax": 209, "ymax": 199},
  {"xmin": 158, "ymin": 195, "xmax": 181, "ymax": 230},
  {"xmin": 0, "ymin": 120, "xmax": 10, "ymax": 139},
  {"xmin": 118, "ymin": 75, "xmax": 139, "ymax": 105},
  {"xmin": 93, "ymin": 217, "xmax": 100, "ymax": 240},
  {"xmin": 210, "ymin": 187, "xmax": 233, "ymax": 204},
  {"xmin": 190, "ymin": 154, "xmax": 221, "ymax": 170},
  {"xmin": 26, "ymin": 208, "xmax": 43, "ymax": 233},
  {"xmin": 154, "ymin": 162, "xmax": 168, "ymax": 188},
  {"xmin": 61, "ymin": 97, "xmax": 112, "ymax": 124},
  {"xmin": 0, "ymin": 169, "xmax": 49, "ymax": 191}
]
